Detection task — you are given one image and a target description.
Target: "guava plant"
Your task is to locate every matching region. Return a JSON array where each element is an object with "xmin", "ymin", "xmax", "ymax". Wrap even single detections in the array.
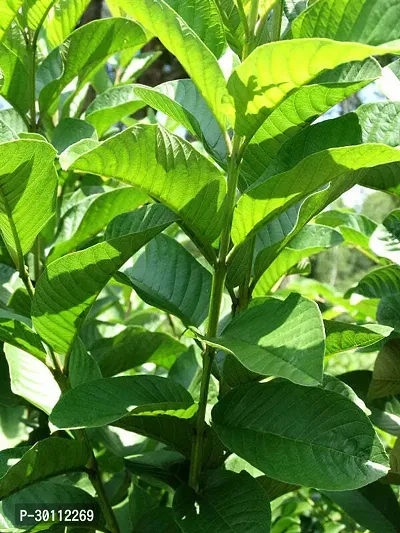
[{"xmin": 0, "ymin": 0, "xmax": 400, "ymax": 531}]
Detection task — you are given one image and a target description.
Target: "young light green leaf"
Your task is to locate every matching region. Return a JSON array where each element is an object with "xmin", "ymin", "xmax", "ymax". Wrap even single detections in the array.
[
  {"xmin": 39, "ymin": 18, "xmax": 148, "ymax": 114},
  {"xmin": 0, "ymin": 437, "xmax": 91, "ymax": 499},
  {"xmin": 211, "ymin": 293, "xmax": 325, "ymax": 386},
  {"xmin": 0, "ymin": 0, "xmax": 23, "ymax": 42},
  {"xmin": 96, "ymin": 326, "xmax": 187, "ymax": 376},
  {"xmin": 22, "ymin": 0, "xmax": 59, "ymax": 32},
  {"xmin": 173, "ymin": 471, "xmax": 271, "ymax": 533},
  {"xmin": 133, "ymin": 80, "xmax": 226, "ymax": 162},
  {"xmin": 4, "ymin": 345, "xmax": 61, "ymax": 414},
  {"xmin": 44, "ymin": 0, "xmax": 91, "ymax": 48},
  {"xmin": 240, "ymin": 58, "xmax": 381, "ymax": 188},
  {"xmin": 324, "ymin": 481, "xmax": 400, "ymax": 533},
  {"xmin": 227, "ymin": 38, "xmax": 399, "ymax": 139},
  {"xmin": 49, "ymin": 187, "xmax": 148, "ymax": 261},
  {"xmin": 0, "ymin": 310, "xmax": 46, "ymax": 361},
  {"xmin": 118, "ymin": 234, "xmax": 212, "ymax": 327},
  {"xmin": 369, "ymin": 340, "xmax": 400, "ymax": 400},
  {"xmin": 254, "ymin": 224, "xmax": 343, "ymax": 295},
  {"xmin": 233, "ymin": 144, "xmax": 400, "ymax": 246},
  {"xmin": 212, "ymin": 380, "xmax": 389, "ymax": 490},
  {"xmin": 50, "ymin": 374, "xmax": 193, "ymax": 429},
  {"xmin": 292, "ymin": 0, "xmax": 400, "ymax": 46},
  {"xmin": 85, "ymin": 84, "xmax": 145, "ymax": 137},
  {"xmin": 113, "ymin": 0, "xmax": 229, "ymax": 127},
  {"xmin": 0, "ymin": 44, "xmax": 30, "ymax": 118},
  {"xmin": 32, "ymin": 204, "xmax": 178, "ymax": 355},
  {"xmin": 65, "ymin": 124, "xmax": 227, "ymax": 245},
  {"xmin": 0, "ymin": 140, "xmax": 57, "ymax": 266},
  {"xmin": 324, "ymin": 321, "xmax": 392, "ymax": 357}
]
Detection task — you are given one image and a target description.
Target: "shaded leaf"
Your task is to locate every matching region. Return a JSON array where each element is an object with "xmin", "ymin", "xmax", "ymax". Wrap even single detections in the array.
[
  {"xmin": 133, "ymin": 507, "xmax": 180, "ymax": 533},
  {"xmin": 212, "ymin": 380, "xmax": 389, "ymax": 490},
  {"xmin": 0, "ymin": 310, "xmax": 46, "ymax": 361},
  {"xmin": 51, "ymin": 117, "xmax": 97, "ymax": 154},
  {"xmin": 369, "ymin": 339, "xmax": 400, "ymax": 400}
]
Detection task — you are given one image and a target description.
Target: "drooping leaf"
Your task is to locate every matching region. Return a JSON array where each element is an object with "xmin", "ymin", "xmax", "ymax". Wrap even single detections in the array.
[
  {"xmin": 212, "ymin": 380, "xmax": 389, "ymax": 490},
  {"xmin": 233, "ymin": 144, "xmax": 400, "ymax": 246},
  {"xmin": 133, "ymin": 79, "xmax": 226, "ymax": 162},
  {"xmin": 85, "ymin": 84, "xmax": 145, "ymax": 137},
  {"xmin": 96, "ymin": 326, "xmax": 187, "ymax": 376},
  {"xmin": 113, "ymin": 0, "xmax": 229, "ymax": 127},
  {"xmin": 324, "ymin": 481, "xmax": 400, "ymax": 533},
  {"xmin": 253, "ymin": 224, "xmax": 343, "ymax": 294},
  {"xmin": 226, "ymin": 38, "xmax": 399, "ymax": 139},
  {"xmin": 292, "ymin": 0, "xmax": 400, "ymax": 45},
  {"xmin": 210, "ymin": 293, "xmax": 325, "ymax": 386},
  {"xmin": 173, "ymin": 471, "xmax": 271, "ymax": 533},
  {"xmin": 240, "ymin": 58, "xmax": 381, "ymax": 188},
  {"xmin": 0, "ymin": 437, "xmax": 91, "ymax": 499},
  {"xmin": 324, "ymin": 321, "xmax": 392, "ymax": 357},
  {"xmin": 0, "ymin": 140, "xmax": 57, "ymax": 266},
  {"xmin": 50, "ymin": 374, "xmax": 193, "ymax": 429},
  {"xmin": 32, "ymin": 204, "xmax": 178, "ymax": 355},
  {"xmin": 5, "ymin": 345, "xmax": 61, "ymax": 414},
  {"xmin": 65, "ymin": 124, "xmax": 227, "ymax": 245},
  {"xmin": 49, "ymin": 187, "xmax": 148, "ymax": 261},
  {"xmin": 118, "ymin": 234, "xmax": 212, "ymax": 327},
  {"xmin": 369, "ymin": 340, "xmax": 400, "ymax": 400},
  {"xmin": 38, "ymin": 18, "xmax": 148, "ymax": 114},
  {"xmin": 44, "ymin": 0, "xmax": 91, "ymax": 48}
]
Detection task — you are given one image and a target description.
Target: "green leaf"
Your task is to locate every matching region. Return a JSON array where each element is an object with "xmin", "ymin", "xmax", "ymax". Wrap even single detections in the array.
[
  {"xmin": 125, "ymin": 450, "xmax": 188, "ymax": 489},
  {"xmin": 0, "ymin": 140, "xmax": 57, "ymax": 266},
  {"xmin": 233, "ymin": 144, "xmax": 400, "ymax": 246},
  {"xmin": 133, "ymin": 507, "xmax": 180, "ymax": 533},
  {"xmin": 0, "ymin": 44, "xmax": 30, "ymax": 119},
  {"xmin": 32, "ymin": 204, "xmax": 178, "ymax": 355},
  {"xmin": 349, "ymin": 265, "xmax": 400, "ymax": 299},
  {"xmin": 212, "ymin": 380, "xmax": 389, "ymax": 490},
  {"xmin": 38, "ymin": 18, "xmax": 148, "ymax": 114},
  {"xmin": 50, "ymin": 374, "xmax": 193, "ymax": 429},
  {"xmin": 113, "ymin": 0, "xmax": 228, "ymax": 127},
  {"xmin": 240, "ymin": 58, "xmax": 381, "ymax": 188},
  {"xmin": 69, "ymin": 337, "xmax": 102, "ymax": 387},
  {"xmin": 370, "ymin": 209, "xmax": 400, "ymax": 263},
  {"xmin": 5, "ymin": 345, "xmax": 61, "ymax": 414},
  {"xmin": 118, "ymin": 234, "xmax": 212, "ymax": 327},
  {"xmin": 85, "ymin": 84, "xmax": 145, "ymax": 137},
  {"xmin": 211, "ymin": 293, "xmax": 325, "ymax": 386},
  {"xmin": 0, "ymin": 107, "xmax": 27, "ymax": 134},
  {"xmin": 214, "ymin": 0, "xmax": 245, "ymax": 56},
  {"xmin": 292, "ymin": 0, "xmax": 400, "ymax": 45},
  {"xmin": 226, "ymin": 38, "xmax": 398, "ymax": 139},
  {"xmin": 132, "ymin": 80, "xmax": 226, "ymax": 162},
  {"xmin": 315, "ymin": 209, "xmax": 378, "ymax": 250},
  {"xmin": 0, "ymin": 310, "xmax": 46, "ymax": 361},
  {"xmin": 51, "ymin": 117, "xmax": 97, "ymax": 154},
  {"xmin": 0, "ymin": 0, "xmax": 23, "ymax": 42},
  {"xmin": 22, "ymin": 0, "xmax": 59, "ymax": 32},
  {"xmin": 173, "ymin": 471, "xmax": 271, "ymax": 533},
  {"xmin": 96, "ymin": 326, "xmax": 187, "ymax": 376},
  {"xmin": 0, "ymin": 118, "xmax": 18, "ymax": 143},
  {"xmin": 49, "ymin": 187, "xmax": 148, "ymax": 261},
  {"xmin": 0, "ymin": 437, "xmax": 91, "ymax": 499},
  {"xmin": 163, "ymin": 0, "xmax": 226, "ymax": 58},
  {"xmin": 324, "ymin": 321, "xmax": 392, "ymax": 357},
  {"xmin": 65, "ymin": 124, "xmax": 227, "ymax": 245},
  {"xmin": 254, "ymin": 224, "xmax": 343, "ymax": 295},
  {"xmin": 0, "ymin": 481, "xmax": 100, "ymax": 530},
  {"xmin": 369, "ymin": 340, "xmax": 400, "ymax": 400},
  {"xmin": 44, "ymin": 0, "xmax": 91, "ymax": 48},
  {"xmin": 324, "ymin": 481, "xmax": 400, "ymax": 533}
]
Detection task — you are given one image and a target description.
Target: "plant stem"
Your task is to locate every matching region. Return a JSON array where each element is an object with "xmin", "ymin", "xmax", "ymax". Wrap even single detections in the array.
[
  {"xmin": 27, "ymin": 39, "xmax": 37, "ymax": 132},
  {"xmin": 272, "ymin": 0, "xmax": 283, "ymax": 41},
  {"xmin": 188, "ymin": 135, "xmax": 242, "ymax": 491}
]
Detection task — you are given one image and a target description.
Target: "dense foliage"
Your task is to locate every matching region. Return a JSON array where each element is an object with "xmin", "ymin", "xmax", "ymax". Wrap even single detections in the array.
[{"xmin": 0, "ymin": 0, "xmax": 400, "ymax": 531}]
